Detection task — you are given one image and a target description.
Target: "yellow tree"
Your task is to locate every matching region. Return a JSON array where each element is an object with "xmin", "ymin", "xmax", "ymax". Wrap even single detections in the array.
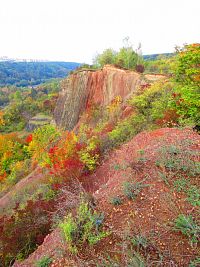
[{"xmin": 0, "ymin": 111, "xmax": 5, "ymax": 126}]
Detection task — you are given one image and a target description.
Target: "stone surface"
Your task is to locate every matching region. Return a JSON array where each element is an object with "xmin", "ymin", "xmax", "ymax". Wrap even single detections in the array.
[
  {"xmin": 26, "ymin": 113, "xmax": 52, "ymax": 131},
  {"xmin": 54, "ymin": 65, "xmax": 141, "ymax": 130}
]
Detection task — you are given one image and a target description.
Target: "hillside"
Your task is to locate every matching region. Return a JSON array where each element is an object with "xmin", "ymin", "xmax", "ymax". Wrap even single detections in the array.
[
  {"xmin": 0, "ymin": 79, "xmax": 61, "ymax": 133},
  {"xmin": 0, "ymin": 43, "xmax": 199, "ymax": 267},
  {"xmin": 143, "ymin": 53, "xmax": 174, "ymax": 61},
  {"xmin": 0, "ymin": 61, "xmax": 81, "ymax": 87},
  {"xmin": 12, "ymin": 127, "xmax": 200, "ymax": 267}
]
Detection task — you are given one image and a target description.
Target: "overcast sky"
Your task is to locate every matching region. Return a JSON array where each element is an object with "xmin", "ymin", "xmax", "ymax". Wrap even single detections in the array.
[{"xmin": 0, "ymin": 0, "xmax": 199, "ymax": 63}]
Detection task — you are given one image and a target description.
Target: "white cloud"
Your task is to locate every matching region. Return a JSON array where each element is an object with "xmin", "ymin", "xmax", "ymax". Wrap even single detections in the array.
[{"xmin": 0, "ymin": 0, "xmax": 199, "ymax": 63}]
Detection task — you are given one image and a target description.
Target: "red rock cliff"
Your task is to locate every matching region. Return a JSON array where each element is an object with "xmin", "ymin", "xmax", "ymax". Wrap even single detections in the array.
[{"xmin": 54, "ymin": 65, "xmax": 141, "ymax": 130}]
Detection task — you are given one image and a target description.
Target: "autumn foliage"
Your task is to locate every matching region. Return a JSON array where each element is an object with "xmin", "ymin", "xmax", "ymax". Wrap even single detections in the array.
[
  {"xmin": 0, "ymin": 133, "xmax": 29, "ymax": 183},
  {"xmin": 27, "ymin": 125, "xmax": 60, "ymax": 166},
  {"xmin": 156, "ymin": 109, "xmax": 179, "ymax": 127},
  {"xmin": 0, "ymin": 43, "xmax": 199, "ymax": 266},
  {"xmin": 25, "ymin": 134, "xmax": 33, "ymax": 143},
  {"xmin": 0, "ymin": 197, "xmax": 55, "ymax": 266},
  {"xmin": 48, "ymin": 131, "xmax": 84, "ymax": 177}
]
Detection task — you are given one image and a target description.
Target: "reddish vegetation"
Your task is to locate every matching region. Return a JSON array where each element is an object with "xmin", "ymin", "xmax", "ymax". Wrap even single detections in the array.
[
  {"xmin": 47, "ymin": 132, "xmax": 84, "ymax": 177},
  {"xmin": 156, "ymin": 109, "xmax": 180, "ymax": 127},
  {"xmin": 135, "ymin": 64, "xmax": 145, "ymax": 73},
  {"xmin": 14, "ymin": 128, "xmax": 200, "ymax": 266},
  {"xmin": 120, "ymin": 105, "xmax": 134, "ymax": 119},
  {"xmin": 0, "ymin": 167, "xmax": 48, "ymax": 214},
  {"xmin": 25, "ymin": 134, "xmax": 33, "ymax": 143},
  {"xmin": 1, "ymin": 197, "xmax": 55, "ymax": 265}
]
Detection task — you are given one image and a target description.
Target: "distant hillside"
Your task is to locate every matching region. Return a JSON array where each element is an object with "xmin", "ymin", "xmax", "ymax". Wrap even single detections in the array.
[
  {"xmin": 143, "ymin": 53, "xmax": 174, "ymax": 61},
  {"xmin": 0, "ymin": 61, "xmax": 81, "ymax": 87}
]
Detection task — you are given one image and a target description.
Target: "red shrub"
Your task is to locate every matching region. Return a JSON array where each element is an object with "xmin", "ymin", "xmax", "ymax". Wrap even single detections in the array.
[
  {"xmin": 136, "ymin": 64, "xmax": 145, "ymax": 73},
  {"xmin": 0, "ymin": 197, "xmax": 55, "ymax": 266},
  {"xmin": 47, "ymin": 132, "xmax": 84, "ymax": 178},
  {"xmin": 25, "ymin": 134, "xmax": 33, "ymax": 143},
  {"xmin": 140, "ymin": 83, "xmax": 151, "ymax": 92}
]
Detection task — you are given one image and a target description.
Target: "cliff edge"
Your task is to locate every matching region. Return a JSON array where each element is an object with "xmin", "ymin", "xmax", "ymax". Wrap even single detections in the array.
[{"xmin": 54, "ymin": 65, "xmax": 141, "ymax": 130}]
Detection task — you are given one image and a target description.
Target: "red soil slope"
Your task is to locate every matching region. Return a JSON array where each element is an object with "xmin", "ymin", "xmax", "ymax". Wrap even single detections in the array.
[{"xmin": 14, "ymin": 128, "xmax": 200, "ymax": 266}]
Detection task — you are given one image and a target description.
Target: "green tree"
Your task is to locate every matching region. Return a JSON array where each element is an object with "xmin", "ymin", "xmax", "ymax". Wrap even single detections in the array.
[
  {"xmin": 170, "ymin": 43, "xmax": 200, "ymax": 126},
  {"xmin": 93, "ymin": 48, "xmax": 116, "ymax": 67},
  {"xmin": 93, "ymin": 37, "xmax": 143, "ymax": 70},
  {"xmin": 174, "ymin": 43, "xmax": 200, "ymax": 86},
  {"xmin": 116, "ymin": 47, "xmax": 138, "ymax": 69}
]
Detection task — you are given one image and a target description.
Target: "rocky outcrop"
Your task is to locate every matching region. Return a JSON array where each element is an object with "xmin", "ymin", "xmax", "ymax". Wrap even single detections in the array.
[
  {"xmin": 54, "ymin": 65, "xmax": 141, "ymax": 130},
  {"xmin": 26, "ymin": 113, "xmax": 52, "ymax": 131}
]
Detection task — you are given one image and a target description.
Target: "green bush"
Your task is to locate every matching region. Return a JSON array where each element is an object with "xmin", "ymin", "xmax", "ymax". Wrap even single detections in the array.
[
  {"xmin": 173, "ymin": 178, "xmax": 188, "ymax": 192},
  {"xmin": 108, "ymin": 114, "xmax": 146, "ymax": 146},
  {"xmin": 131, "ymin": 234, "xmax": 149, "ymax": 249},
  {"xmin": 123, "ymin": 180, "xmax": 149, "ymax": 200},
  {"xmin": 174, "ymin": 214, "xmax": 200, "ymax": 245},
  {"xmin": 186, "ymin": 186, "xmax": 200, "ymax": 207},
  {"xmin": 59, "ymin": 201, "xmax": 109, "ymax": 253},
  {"xmin": 110, "ymin": 196, "xmax": 122, "ymax": 206},
  {"xmin": 108, "ymin": 80, "xmax": 173, "ymax": 147},
  {"xmin": 170, "ymin": 44, "xmax": 200, "ymax": 126},
  {"xmin": 189, "ymin": 257, "xmax": 200, "ymax": 267},
  {"xmin": 169, "ymin": 85, "xmax": 200, "ymax": 126},
  {"xmin": 36, "ymin": 256, "xmax": 52, "ymax": 267},
  {"xmin": 174, "ymin": 44, "xmax": 200, "ymax": 87},
  {"xmin": 79, "ymin": 136, "xmax": 100, "ymax": 171},
  {"xmin": 129, "ymin": 80, "xmax": 173, "ymax": 123}
]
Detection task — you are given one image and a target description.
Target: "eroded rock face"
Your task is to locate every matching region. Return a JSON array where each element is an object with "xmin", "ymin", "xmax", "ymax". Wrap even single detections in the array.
[{"xmin": 54, "ymin": 65, "xmax": 141, "ymax": 130}]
